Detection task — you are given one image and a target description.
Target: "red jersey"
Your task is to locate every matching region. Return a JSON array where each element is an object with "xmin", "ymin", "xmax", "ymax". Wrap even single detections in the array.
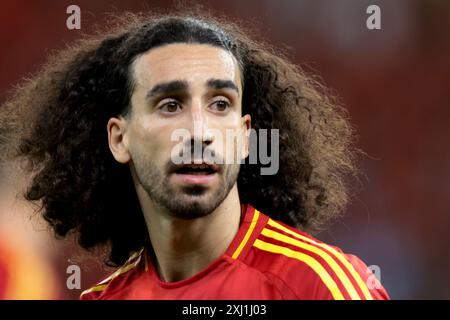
[{"xmin": 80, "ymin": 204, "xmax": 389, "ymax": 300}]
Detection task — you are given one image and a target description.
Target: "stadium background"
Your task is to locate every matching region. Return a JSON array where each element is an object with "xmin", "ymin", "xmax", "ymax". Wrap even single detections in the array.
[{"xmin": 0, "ymin": 0, "xmax": 449, "ymax": 299}]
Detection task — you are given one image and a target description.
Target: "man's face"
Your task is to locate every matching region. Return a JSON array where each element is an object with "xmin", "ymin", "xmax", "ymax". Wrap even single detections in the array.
[{"xmin": 112, "ymin": 43, "xmax": 250, "ymax": 219}]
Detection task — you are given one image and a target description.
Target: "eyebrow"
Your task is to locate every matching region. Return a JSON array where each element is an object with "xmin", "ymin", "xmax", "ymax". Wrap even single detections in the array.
[
  {"xmin": 206, "ymin": 78, "xmax": 240, "ymax": 96},
  {"xmin": 146, "ymin": 78, "xmax": 240, "ymax": 101},
  {"xmin": 146, "ymin": 80, "xmax": 188, "ymax": 100}
]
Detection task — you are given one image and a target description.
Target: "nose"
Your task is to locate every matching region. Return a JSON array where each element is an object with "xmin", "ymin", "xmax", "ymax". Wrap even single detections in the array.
[
  {"xmin": 188, "ymin": 100, "xmax": 213, "ymax": 146},
  {"xmin": 183, "ymin": 101, "xmax": 213, "ymax": 162}
]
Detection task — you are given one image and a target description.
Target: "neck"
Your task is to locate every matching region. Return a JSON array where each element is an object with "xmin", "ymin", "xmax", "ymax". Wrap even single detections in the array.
[{"xmin": 137, "ymin": 184, "xmax": 242, "ymax": 282}]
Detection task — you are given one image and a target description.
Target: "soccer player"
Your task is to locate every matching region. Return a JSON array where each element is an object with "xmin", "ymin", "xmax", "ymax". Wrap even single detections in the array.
[{"xmin": 10, "ymin": 13, "xmax": 389, "ymax": 299}]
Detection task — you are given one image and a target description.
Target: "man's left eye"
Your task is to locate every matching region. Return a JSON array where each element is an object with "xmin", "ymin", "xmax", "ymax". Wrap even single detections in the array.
[{"xmin": 210, "ymin": 100, "xmax": 230, "ymax": 112}]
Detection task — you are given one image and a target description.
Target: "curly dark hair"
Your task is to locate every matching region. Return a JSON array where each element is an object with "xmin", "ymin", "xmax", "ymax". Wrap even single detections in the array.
[{"xmin": 8, "ymin": 11, "xmax": 357, "ymax": 267}]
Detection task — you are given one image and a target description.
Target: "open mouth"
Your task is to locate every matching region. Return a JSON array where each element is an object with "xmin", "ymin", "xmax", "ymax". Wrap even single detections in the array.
[{"xmin": 172, "ymin": 163, "xmax": 220, "ymax": 175}]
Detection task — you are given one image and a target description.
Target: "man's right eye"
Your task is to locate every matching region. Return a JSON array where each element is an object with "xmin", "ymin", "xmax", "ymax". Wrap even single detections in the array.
[{"xmin": 158, "ymin": 101, "xmax": 182, "ymax": 114}]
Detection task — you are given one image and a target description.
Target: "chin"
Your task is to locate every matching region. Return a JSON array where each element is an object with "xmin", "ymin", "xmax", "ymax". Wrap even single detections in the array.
[{"xmin": 166, "ymin": 191, "xmax": 223, "ymax": 220}]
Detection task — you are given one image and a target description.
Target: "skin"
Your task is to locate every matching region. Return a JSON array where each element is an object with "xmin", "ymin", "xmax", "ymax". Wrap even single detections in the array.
[{"xmin": 107, "ymin": 43, "xmax": 251, "ymax": 282}]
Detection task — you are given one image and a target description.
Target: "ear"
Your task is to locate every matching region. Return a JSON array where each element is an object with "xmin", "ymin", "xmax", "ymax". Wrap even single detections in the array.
[
  {"xmin": 241, "ymin": 114, "xmax": 252, "ymax": 159},
  {"xmin": 107, "ymin": 116, "xmax": 131, "ymax": 164}
]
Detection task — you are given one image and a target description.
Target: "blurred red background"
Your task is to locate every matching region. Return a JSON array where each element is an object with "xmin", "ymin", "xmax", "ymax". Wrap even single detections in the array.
[{"xmin": 0, "ymin": 0, "xmax": 449, "ymax": 299}]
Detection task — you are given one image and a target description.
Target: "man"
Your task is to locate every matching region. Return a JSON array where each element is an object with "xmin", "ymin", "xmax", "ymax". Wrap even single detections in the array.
[{"xmin": 11, "ymin": 13, "xmax": 388, "ymax": 299}]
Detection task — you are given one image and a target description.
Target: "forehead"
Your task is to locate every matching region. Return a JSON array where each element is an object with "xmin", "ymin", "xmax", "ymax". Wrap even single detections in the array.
[{"xmin": 131, "ymin": 43, "xmax": 241, "ymax": 89}]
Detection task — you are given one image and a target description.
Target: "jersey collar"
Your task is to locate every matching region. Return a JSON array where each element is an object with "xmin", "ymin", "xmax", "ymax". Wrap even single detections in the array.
[
  {"xmin": 224, "ymin": 203, "xmax": 268, "ymax": 261},
  {"xmin": 143, "ymin": 203, "xmax": 268, "ymax": 288}
]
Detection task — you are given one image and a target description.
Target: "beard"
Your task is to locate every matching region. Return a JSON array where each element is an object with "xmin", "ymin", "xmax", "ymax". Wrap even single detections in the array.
[{"xmin": 132, "ymin": 154, "xmax": 240, "ymax": 219}]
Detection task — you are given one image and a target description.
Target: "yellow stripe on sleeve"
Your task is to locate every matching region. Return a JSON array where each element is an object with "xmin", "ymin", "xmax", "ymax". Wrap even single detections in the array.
[
  {"xmin": 267, "ymin": 219, "xmax": 373, "ymax": 300},
  {"xmin": 80, "ymin": 284, "xmax": 108, "ymax": 296},
  {"xmin": 261, "ymin": 228, "xmax": 361, "ymax": 299},
  {"xmin": 80, "ymin": 249, "xmax": 143, "ymax": 297},
  {"xmin": 253, "ymin": 239, "xmax": 344, "ymax": 300}
]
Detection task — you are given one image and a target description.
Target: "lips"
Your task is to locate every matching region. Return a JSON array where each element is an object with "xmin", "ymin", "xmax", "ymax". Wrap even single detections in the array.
[
  {"xmin": 171, "ymin": 163, "xmax": 220, "ymax": 175},
  {"xmin": 170, "ymin": 162, "xmax": 220, "ymax": 185}
]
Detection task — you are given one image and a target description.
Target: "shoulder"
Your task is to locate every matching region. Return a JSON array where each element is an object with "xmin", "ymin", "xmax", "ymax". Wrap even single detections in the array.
[
  {"xmin": 247, "ymin": 216, "xmax": 390, "ymax": 300},
  {"xmin": 80, "ymin": 248, "xmax": 146, "ymax": 300}
]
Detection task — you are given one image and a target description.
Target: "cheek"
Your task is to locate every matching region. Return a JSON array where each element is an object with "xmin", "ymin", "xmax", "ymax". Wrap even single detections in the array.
[
  {"xmin": 211, "ymin": 119, "xmax": 246, "ymax": 163},
  {"xmin": 128, "ymin": 120, "xmax": 175, "ymax": 164}
]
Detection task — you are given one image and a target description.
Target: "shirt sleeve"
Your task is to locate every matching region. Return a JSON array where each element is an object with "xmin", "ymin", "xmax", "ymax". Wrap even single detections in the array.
[{"xmin": 344, "ymin": 253, "xmax": 390, "ymax": 300}]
